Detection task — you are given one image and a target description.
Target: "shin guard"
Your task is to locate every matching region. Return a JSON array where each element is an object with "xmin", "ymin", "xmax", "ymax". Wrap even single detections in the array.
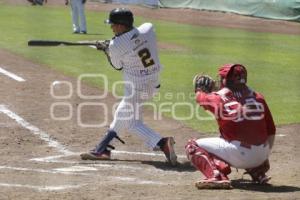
[{"xmin": 185, "ymin": 139, "xmax": 231, "ymax": 179}]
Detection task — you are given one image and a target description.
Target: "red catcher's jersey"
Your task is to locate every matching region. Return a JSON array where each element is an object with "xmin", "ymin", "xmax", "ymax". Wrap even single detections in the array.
[{"xmin": 196, "ymin": 87, "xmax": 276, "ymax": 145}]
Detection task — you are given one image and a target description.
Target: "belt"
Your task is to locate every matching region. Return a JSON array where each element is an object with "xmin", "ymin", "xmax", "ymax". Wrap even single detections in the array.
[
  {"xmin": 240, "ymin": 142, "xmax": 252, "ymax": 149},
  {"xmin": 239, "ymin": 142, "xmax": 268, "ymax": 149}
]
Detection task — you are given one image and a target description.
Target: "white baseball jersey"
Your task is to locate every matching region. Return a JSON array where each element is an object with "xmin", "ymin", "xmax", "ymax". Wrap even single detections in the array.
[
  {"xmin": 70, "ymin": 0, "xmax": 87, "ymax": 32},
  {"xmin": 109, "ymin": 23, "xmax": 161, "ymax": 75},
  {"xmin": 108, "ymin": 23, "xmax": 163, "ymax": 149}
]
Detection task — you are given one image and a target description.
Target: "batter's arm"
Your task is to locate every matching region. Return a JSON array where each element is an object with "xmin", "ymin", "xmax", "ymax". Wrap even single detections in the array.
[
  {"xmin": 96, "ymin": 40, "xmax": 123, "ymax": 70},
  {"xmin": 106, "ymin": 44, "xmax": 123, "ymax": 71},
  {"xmin": 105, "ymin": 50, "xmax": 123, "ymax": 71}
]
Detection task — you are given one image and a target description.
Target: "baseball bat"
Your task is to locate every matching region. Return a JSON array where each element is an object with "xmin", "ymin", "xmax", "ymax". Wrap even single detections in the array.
[{"xmin": 28, "ymin": 40, "xmax": 98, "ymax": 46}]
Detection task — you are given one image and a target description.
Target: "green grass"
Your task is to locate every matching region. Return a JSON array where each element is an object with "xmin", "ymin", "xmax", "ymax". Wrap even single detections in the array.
[{"xmin": 0, "ymin": 4, "xmax": 299, "ymax": 132}]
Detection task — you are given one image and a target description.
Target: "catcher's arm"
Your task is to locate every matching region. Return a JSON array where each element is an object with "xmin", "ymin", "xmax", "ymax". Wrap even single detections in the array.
[{"xmin": 193, "ymin": 74, "xmax": 216, "ymax": 93}]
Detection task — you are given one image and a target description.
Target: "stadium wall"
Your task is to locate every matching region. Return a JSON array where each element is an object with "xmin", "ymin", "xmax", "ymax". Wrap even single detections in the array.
[{"xmin": 158, "ymin": 0, "xmax": 300, "ymax": 22}]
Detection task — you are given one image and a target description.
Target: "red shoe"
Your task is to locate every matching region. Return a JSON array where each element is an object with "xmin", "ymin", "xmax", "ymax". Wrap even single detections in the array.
[
  {"xmin": 195, "ymin": 178, "xmax": 232, "ymax": 189},
  {"xmin": 161, "ymin": 137, "xmax": 177, "ymax": 166},
  {"xmin": 80, "ymin": 150, "xmax": 111, "ymax": 160}
]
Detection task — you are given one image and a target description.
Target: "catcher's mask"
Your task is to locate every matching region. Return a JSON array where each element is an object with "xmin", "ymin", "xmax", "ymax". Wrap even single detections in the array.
[
  {"xmin": 105, "ymin": 8, "xmax": 134, "ymax": 28},
  {"xmin": 218, "ymin": 64, "xmax": 247, "ymax": 89}
]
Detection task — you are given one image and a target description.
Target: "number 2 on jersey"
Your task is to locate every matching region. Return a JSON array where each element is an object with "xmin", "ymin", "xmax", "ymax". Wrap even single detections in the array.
[{"xmin": 138, "ymin": 48, "xmax": 155, "ymax": 68}]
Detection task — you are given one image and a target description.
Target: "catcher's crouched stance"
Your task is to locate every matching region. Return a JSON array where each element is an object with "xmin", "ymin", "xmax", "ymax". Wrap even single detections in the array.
[{"xmin": 187, "ymin": 64, "xmax": 276, "ymax": 189}]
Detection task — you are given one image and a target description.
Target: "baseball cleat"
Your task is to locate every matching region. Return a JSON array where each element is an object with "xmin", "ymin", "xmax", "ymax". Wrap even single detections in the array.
[
  {"xmin": 195, "ymin": 179, "xmax": 232, "ymax": 189},
  {"xmin": 256, "ymin": 175, "xmax": 271, "ymax": 185},
  {"xmin": 161, "ymin": 137, "xmax": 177, "ymax": 166},
  {"xmin": 80, "ymin": 150, "xmax": 111, "ymax": 160}
]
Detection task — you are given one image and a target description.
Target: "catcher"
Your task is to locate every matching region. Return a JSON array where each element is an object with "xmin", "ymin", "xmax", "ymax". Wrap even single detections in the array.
[{"xmin": 186, "ymin": 64, "xmax": 276, "ymax": 189}]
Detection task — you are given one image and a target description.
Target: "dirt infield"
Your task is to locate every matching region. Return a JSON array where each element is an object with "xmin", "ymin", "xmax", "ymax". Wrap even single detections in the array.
[{"xmin": 1, "ymin": 1, "xmax": 300, "ymax": 200}]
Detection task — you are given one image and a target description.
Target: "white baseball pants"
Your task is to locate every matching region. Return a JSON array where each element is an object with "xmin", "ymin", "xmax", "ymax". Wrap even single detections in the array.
[
  {"xmin": 109, "ymin": 73, "xmax": 162, "ymax": 149},
  {"xmin": 196, "ymin": 137, "xmax": 270, "ymax": 169}
]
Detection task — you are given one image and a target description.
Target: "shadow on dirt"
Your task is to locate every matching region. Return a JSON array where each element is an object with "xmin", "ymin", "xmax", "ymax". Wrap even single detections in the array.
[
  {"xmin": 141, "ymin": 160, "xmax": 196, "ymax": 172},
  {"xmin": 231, "ymin": 179, "xmax": 300, "ymax": 193},
  {"xmin": 80, "ymin": 159, "xmax": 196, "ymax": 172}
]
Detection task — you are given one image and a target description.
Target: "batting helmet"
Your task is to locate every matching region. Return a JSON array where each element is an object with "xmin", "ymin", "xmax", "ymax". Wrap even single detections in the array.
[
  {"xmin": 218, "ymin": 64, "xmax": 247, "ymax": 88},
  {"xmin": 105, "ymin": 8, "xmax": 134, "ymax": 28}
]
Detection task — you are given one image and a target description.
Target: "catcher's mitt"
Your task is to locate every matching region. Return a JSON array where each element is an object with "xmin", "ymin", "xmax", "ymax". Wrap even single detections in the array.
[{"xmin": 193, "ymin": 74, "xmax": 216, "ymax": 93}]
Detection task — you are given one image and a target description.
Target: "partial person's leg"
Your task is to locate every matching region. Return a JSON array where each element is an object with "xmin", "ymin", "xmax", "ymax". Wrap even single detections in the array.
[
  {"xmin": 110, "ymin": 85, "xmax": 177, "ymax": 165},
  {"xmin": 245, "ymin": 159, "xmax": 271, "ymax": 184},
  {"xmin": 196, "ymin": 138, "xmax": 270, "ymax": 169},
  {"xmin": 194, "ymin": 138, "xmax": 271, "ymax": 185},
  {"xmin": 77, "ymin": 1, "xmax": 87, "ymax": 33},
  {"xmin": 80, "ymin": 130, "xmax": 119, "ymax": 160},
  {"xmin": 110, "ymin": 91, "xmax": 162, "ymax": 149},
  {"xmin": 185, "ymin": 139, "xmax": 231, "ymax": 189},
  {"xmin": 70, "ymin": 0, "xmax": 80, "ymax": 33}
]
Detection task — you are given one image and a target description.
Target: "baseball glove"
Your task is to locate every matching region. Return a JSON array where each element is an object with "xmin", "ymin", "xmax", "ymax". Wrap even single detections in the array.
[{"xmin": 193, "ymin": 74, "xmax": 216, "ymax": 93}]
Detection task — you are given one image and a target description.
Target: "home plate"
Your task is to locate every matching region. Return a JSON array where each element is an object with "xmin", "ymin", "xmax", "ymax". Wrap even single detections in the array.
[{"xmin": 54, "ymin": 166, "xmax": 97, "ymax": 172}]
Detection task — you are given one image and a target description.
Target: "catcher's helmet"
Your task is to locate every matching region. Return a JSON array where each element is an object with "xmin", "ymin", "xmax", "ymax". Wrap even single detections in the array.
[
  {"xmin": 218, "ymin": 64, "xmax": 247, "ymax": 88},
  {"xmin": 105, "ymin": 8, "xmax": 134, "ymax": 27}
]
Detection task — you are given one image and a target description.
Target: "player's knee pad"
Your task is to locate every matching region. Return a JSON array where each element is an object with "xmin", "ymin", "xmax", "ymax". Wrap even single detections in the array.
[
  {"xmin": 185, "ymin": 139, "xmax": 231, "ymax": 178},
  {"xmin": 185, "ymin": 139, "xmax": 199, "ymax": 160}
]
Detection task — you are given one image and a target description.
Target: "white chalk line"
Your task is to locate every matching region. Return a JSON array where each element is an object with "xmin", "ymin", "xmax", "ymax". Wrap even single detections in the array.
[
  {"xmin": 0, "ymin": 183, "xmax": 85, "ymax": 191},
  {"xmin": 0, "ymin": 165, "xmax": 167, "ymax": 186},
  {"xmin": 29, "ymin": 156, "xmax": 192, "ymax": 177},
  {"xmin": 0, "ymin": 105, "xmax": 72, "ymax": 155},
  {"xmin": 0, "ymin": 165, "xmax": 91, "ymax": 176},
  {"xmin": 0, "ymin": 105, "xmax": 186, "ymax": 186},
  {"xmin": 0, "ymin": 66, "xmax": 25, "ymax": 82},
  {"xmin": 111, "ymin": 176, "xmax": 166, "ymax": 185},
  {"xmin": 113, "ymin": 150, "xmax": 186, "ymax": 159},
  {"xmin": 277, "ymin": 134, "xmax": 286, "ymax": 137},
  {"xmin": 30, "ymin": 151, "xmax": 186, "ymax": 164},
  {"xmin": 54, "ymin": 165, "xmax": 97, "ymax": 172},
  {"xmin": 0, "ymin": 104, "xmax": 185, "ymax": 160},
  {"xmin": 30, "ymin": 154, "xmax": 76, "ymax": 163}
]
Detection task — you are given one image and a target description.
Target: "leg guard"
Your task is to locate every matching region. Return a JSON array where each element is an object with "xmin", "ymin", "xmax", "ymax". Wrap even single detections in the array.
[
  {"xmin": 185, "ymin": 139, "xmax": 231, "ymax": 179},
  {"xmin": 213, "ymin": 157, "xmax": 231, "ymax": 176}
]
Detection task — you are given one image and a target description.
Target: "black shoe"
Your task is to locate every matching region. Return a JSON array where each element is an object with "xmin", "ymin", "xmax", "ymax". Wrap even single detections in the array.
[
  {"xmin": 73, "ymin": 31, "xmax": 80, "ymax": 34},
  {"xmin": 80, "ymin": 31, "xmax": 87, "ymax": 34}
]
